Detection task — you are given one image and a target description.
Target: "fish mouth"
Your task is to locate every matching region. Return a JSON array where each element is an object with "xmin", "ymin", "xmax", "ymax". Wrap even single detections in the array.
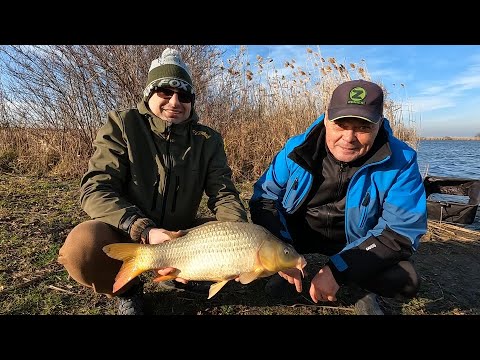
[{"xmin": 296, "ymin": 255, "xmax": 307, "ymax": 278}]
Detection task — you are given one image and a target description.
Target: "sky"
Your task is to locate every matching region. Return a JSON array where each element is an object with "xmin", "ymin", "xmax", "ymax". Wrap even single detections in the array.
[{"xmin": 221, "ymin": 45, "xmax": 480, "ymax": 138}]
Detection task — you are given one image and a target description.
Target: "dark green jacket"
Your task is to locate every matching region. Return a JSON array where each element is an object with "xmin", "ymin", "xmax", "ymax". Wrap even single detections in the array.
[{"xmin": 80, "ymin": 101, "xmax": 247, "ymax": 235}]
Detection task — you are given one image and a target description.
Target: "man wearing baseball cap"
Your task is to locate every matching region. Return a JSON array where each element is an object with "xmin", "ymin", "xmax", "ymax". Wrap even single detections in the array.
[
  {"xmin": 58, "ymin": 48, "xmax": 248, "ymax": 315},
  {"xmin": 250, "ymin": 79, "xmax": 427, "ymax": 315}
]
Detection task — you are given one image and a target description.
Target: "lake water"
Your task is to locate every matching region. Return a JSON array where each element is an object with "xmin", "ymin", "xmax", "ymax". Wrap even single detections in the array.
[
  {"xmin": 416, "ymin": 140, "xmax": 480, "ymax": 230},
  {"xmin": 417, "ymin": 140, "xmax": 480, "ymax": 179}
]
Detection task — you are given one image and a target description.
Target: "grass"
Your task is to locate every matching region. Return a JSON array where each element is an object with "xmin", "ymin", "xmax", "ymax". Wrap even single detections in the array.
[{"xmin": 1, "ymin": 172, "xmax": 479, "ymax": 315}]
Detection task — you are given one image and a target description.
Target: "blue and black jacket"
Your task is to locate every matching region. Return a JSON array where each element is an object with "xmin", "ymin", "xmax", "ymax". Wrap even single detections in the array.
[{"xmin": 249, "ymin": 114, "xmax": 427, "ymax": 283}]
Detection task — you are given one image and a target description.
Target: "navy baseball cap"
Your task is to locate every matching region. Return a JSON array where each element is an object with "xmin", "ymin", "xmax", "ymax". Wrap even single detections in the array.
[{"xmin": 327, "ymin": 79, "xmax": 384, "ymax": 124}]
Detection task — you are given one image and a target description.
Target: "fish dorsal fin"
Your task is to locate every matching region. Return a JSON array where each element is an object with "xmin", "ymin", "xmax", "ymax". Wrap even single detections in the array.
[
  {"xmin": 208, "ymin": 280, "xmax": 230, "ymax": 299},
  {"xmin": 238, "ymin": 268, "xmax": 265, "ymax": 285}
]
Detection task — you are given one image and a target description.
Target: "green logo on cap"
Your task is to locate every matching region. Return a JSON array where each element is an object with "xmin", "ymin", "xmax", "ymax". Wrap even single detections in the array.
[{"xmin": 348, "ymin": 87, "xmax": 367, "ymax": 105}]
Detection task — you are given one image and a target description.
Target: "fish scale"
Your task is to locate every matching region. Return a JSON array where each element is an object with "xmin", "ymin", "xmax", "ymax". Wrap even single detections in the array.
[
  {"xmin": 144, "ymin": 222, "xmax": 261, "ymax": 280},
  {"xmin": 103, "ymin": 221, "xmax": 306, "ymax": 298}
]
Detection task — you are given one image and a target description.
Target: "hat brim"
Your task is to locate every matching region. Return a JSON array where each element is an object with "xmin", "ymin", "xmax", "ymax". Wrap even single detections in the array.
[{"xmin": 328, "ymin": 106, "xmax": 382, "ymax": 124}]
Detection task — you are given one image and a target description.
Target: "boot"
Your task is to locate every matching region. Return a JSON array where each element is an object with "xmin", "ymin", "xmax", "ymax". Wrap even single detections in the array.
[
  {"xmin": 354, "ymin": 293, "xmax": 384, "ymax": 315},
  {"xmin": 116, "ymin": 282, "xmax": 144, "ymax": 315},
  {"xmin": 158, "ymin": 280, "xmax": 211, "ymax": 295}
]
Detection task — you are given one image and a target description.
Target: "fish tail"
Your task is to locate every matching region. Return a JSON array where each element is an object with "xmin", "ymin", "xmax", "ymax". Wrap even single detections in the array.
[{"xmin": 102, "ymin": 243, "xmax": 147, "ymax": 293}]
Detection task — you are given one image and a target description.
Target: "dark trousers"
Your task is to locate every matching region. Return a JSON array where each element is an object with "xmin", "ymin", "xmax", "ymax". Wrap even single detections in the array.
[{"xmin": 292, "ymin": 235, "xmax": 420, "ymax": 299}]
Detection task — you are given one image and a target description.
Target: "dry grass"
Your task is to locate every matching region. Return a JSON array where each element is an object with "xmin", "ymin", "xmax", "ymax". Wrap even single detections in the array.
[
  {"xmin": 426, "ymin": 220, "xmax": 480, "ymax": 242},
  {"xmin": 0, "ymin": 46, "xmax": 419, "ymax": 182},
  {"xmin": 0, "ymin": 127, "xmax": 90, "ymax": 177}
]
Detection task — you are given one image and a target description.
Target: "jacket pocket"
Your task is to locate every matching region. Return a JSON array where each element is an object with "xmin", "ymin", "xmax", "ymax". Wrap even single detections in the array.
[
  {"xmin": 284, "ymin": 178, "xmax": 298, "ymax": 206},
  {"xmin": 358, "ymin": 192, "xmax": 370, "ymax": 228}
]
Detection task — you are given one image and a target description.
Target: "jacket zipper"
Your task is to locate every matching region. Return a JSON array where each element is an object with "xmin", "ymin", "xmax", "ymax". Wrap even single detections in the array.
[
  {"xmin": 337, "ymin": 162, "xmax": 347, "ymax": 198},
  {"xmin": 358, "ymin": 192, "xmax": 370, "ymax": 228},
  {"xmin": 171, "ymin": 175, "xmax": 179, "ymax": 213},
  {"xmin": 327, "ymin": 162, "xmax": 347, "ymax": 239},
  {"xmin": 160, "ymin": 127, "xmax": 172, "ymax": 225},
  {"xmin": 344, "ymin": 156, "xmax": 390, "ymax": 244},
  {"xmin": 151, "ymin": 174, "xmax": 160, "ymax": 211}
]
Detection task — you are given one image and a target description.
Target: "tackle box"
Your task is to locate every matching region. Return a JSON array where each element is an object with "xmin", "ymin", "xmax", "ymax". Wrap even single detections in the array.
[{"xmin": 423, "ymin": 175, "xmax": 480, "ymax": 224}]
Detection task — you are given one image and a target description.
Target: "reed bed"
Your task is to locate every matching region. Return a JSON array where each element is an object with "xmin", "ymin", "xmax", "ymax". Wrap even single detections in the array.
[
  {"xmin": 426, "ymin": 220, "xmax": 480, "ymax": 242},
  {"xmin": 0, "ymin": 45, "xmax": 419, "ymax": 183}
]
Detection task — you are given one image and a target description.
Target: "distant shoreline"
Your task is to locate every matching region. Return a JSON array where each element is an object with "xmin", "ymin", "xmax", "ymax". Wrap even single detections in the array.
[{"xmin": 421, "ymin": 137, "xmax": 480, "ymax": 141}]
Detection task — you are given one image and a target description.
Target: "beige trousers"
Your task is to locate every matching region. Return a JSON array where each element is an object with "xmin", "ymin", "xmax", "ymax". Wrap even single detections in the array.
[{"xmin": 58, "ymin": 218, "xmax": 214, "ymax": 297}]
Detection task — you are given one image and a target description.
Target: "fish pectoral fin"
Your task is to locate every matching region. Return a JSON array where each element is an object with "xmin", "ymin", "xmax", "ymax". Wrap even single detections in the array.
[
  {"xmin": 208, "ymin": 280, "xmax": 229, "ymax": 299},
  {"xmin": 153, "ymin": 274, "xmax": 177, "ymax": 282},
  {"xmin": 153, "ymin": 269, "xmax": 181, "ymax": 283},
  {"xmin": 238, "ymin": 268, "xmax": 264, "ymax": 285}
]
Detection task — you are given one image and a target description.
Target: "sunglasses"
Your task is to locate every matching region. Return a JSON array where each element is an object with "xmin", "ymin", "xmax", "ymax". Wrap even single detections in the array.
[{"xmin": 155, "ymin": 87, "xmax": 193, "ymax": 103}]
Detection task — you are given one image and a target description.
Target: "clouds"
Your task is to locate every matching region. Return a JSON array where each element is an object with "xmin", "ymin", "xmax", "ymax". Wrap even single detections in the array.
[
  {"xmin": 223, "ymin": 45, "xmax": 480, "ymax": 136},
  {"xmin": 410, "ymin": 58, "xmax": 480, "ymax": 135}
]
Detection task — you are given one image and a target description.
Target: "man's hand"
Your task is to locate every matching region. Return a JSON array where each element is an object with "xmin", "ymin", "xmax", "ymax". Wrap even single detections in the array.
[
  {"xmin": 155, "ymin": 267, "xmax": 188, "ymax": 284},
  {"xmin": 309, "ymin": 265, "xmax": 340, "ymax": 303},
  {"xmin": 233, "ymin": 268, "xmax": 304, "ymax": 291},
  {"xmin": 148, "ymin": 228, "xmax": 187, "ymax": 245},
  {"xmin": 148, "ymin": 228, "xmax": 188, "ymax": 283},
  {"xmin": 278, "ymin": 268, "xmax": 303, "ymax": 293}
]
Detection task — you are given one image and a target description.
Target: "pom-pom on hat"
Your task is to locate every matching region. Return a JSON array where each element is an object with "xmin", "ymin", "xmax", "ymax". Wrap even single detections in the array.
[{"xmin": 143, "ymin": 48, "xmax": 194, "ymax": 102}]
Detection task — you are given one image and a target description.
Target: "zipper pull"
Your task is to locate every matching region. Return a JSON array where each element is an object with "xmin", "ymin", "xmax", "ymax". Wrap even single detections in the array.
[
  {"xmin": 362, "ymin": 192, "xmax": 370, "ymax": 206},
  {"xmin": 164, "ymin": 125, "xmax": 171, "ymax": 140}
]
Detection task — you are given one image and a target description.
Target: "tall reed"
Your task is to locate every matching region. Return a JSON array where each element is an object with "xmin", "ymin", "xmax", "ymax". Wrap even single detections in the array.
[
  {"xmin": 0, "ymin": 45, "xmax": 419, "ymax": 182},
  {"xmin": 198, "ymin": 46, "xmax": 419, "ymax": 182}
]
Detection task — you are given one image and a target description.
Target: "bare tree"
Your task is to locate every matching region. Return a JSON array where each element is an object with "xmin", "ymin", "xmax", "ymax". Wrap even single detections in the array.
[
  {"xmin": 0, "ymin": 45, "xmax": 218, "ymax": 141},
  {"xmin": 0, "ymin": 84, "xmax": 11, "ymax": 128},
  {"xmin": 0, "ymin": 45, "xmax": 220, "ymax": 175}
]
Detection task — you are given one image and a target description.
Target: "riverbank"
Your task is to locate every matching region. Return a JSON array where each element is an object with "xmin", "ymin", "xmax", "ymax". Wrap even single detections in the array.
[{"xmin": 0, "ymin": 173, "xmax": 479, "ymax": 315}]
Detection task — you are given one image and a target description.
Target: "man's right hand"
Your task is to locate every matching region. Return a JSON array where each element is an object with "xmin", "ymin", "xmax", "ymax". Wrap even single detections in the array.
[{"xmin": 278, "ymin": 268, "xmax": 303, "ymax": 293}]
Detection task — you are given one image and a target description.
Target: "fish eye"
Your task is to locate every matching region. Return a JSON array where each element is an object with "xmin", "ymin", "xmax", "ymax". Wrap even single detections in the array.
[{"xmin": 283, "ymin": 248, "xmax": 290, "ymax": 255}]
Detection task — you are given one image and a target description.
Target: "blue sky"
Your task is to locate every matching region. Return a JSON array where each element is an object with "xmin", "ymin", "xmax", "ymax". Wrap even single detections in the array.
[{"xmin": 222, "ymin": 45, "xmax": 480, "ymax": 138}]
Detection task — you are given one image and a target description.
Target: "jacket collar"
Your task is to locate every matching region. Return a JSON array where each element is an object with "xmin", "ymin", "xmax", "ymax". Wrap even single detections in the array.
[
  {"xmin": 137, "ymin": 100, "xmax": 199, "ymax": 135},
  {"xmin": 288, "ymin": 115, "xmax": 391, "ymax": 173}
]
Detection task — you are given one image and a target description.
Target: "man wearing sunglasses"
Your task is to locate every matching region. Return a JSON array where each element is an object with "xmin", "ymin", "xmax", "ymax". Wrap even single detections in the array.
[{"xmin": 58, "ymin": 48, "xmax": 248, "ymax": 315}]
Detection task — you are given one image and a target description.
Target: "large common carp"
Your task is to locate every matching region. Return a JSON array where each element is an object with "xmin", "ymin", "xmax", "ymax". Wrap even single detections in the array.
[{"xmin": 103, "ymin": 221, "xmax": 307, "ymax": 299}]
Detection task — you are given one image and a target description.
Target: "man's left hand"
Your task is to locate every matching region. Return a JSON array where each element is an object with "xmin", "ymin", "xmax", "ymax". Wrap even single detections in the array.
[{"xmin": 309, "ymin": 265, "xmax": 340, "ymax": 303}]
